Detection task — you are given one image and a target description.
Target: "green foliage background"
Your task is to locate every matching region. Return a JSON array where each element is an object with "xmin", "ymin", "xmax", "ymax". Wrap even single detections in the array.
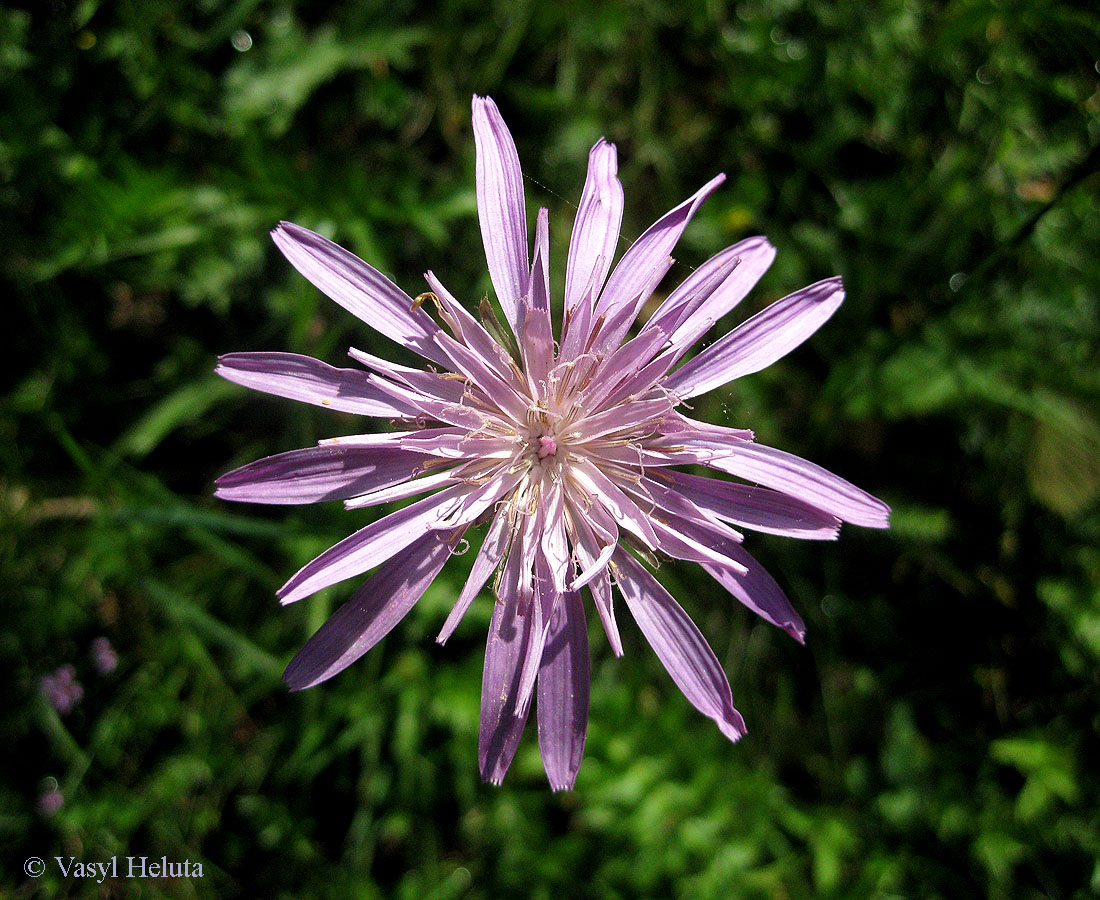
[{"xmin": 3, "ymin": 0, "xmax": 1099, "ymax": 897}]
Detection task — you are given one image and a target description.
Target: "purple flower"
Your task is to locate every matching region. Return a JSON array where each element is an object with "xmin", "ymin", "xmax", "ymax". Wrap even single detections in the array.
[
  {"xmin": 217, "ymin": 96, "xmax": 889, "ymax": 789},
  {"xmin": 40, "ymin": 664, "xmax": 83, "ymax": 715},
  {"xmin": 37, "ymin": 784, "xmax": 64, "ymax": 817},
  {"xmin": 90, "ymin": 636, "xmax": 118, "ymax": 674}
]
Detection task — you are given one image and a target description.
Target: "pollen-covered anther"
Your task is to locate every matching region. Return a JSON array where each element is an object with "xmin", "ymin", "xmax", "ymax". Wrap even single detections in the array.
[{"xmin": 410, "ymin": 291, "xmax": 437, "ymax": 311}]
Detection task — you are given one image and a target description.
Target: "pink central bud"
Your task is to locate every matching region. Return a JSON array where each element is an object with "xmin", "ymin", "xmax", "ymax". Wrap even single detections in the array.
[{"xmin": 536, "ymin": 435, "xmax": 558, "ymax": 459}]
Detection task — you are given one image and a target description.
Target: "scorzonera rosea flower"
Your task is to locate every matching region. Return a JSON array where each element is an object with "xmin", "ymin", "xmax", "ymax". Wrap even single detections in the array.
[{"xmin": 216, "ymin": 95, "xmax": 889, "ymax": 789}]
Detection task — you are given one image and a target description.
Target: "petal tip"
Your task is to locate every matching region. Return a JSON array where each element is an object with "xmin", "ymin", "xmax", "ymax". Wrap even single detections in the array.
[
  {"xmin": 718, "ymin": 710, "xmax": 747, "ymax": 742},
  {"xmin": 271, "ymin": 221, "xmax": 298, "ymax": 241},
  {"xmin": 282, "ymin": 664, "xmax": 309, "ymax": 692}
]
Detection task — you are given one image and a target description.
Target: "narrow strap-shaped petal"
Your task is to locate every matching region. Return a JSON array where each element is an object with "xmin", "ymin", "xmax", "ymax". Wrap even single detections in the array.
[
  {"xmin": 567, "ymin": 495, "xmax": 618, "ymax": 591},
  {"xmin": 433, "ymin": 332, "xmax": 531, "ymax": 424},
  {"xmin": 343, "ymin": 468, "xmax": 458, "ymax": 510},
  {"xmin": 496, "ymin": 507, "xmax": 528, "ymax": 608},
  {"xmin": 692, "ymin": 440, "xmax": 891, "ymax": 529},
  {"xmin": 565, "ymin": 498, "xmax": 622, "ymax": 657},
  {"xmin": 562, "ymin": 139, "xmax": 623, "ymax": 355},
  {"xmin": 423, "ymin": 272, "xmax": 526, "ymax": 392},
  {"xmin": 216, "ymin": 352, "xmax": 417, "ymax": 417},
  {"xmin": 639, "ymin": 241, "xmax": 775, "ymax": 375},
  {"xmin": 586, "ymin": 441, "xmax": 718, "ymax": 470},
  {"xmin": 589, "ymin": 255, "xmax": 674, "ymax": 356},
  {"xmin": 271, "ymin": 223, "xmax": 449, "ymax": 366},
  {"xmin": 593, "ymin": 349, "xmax": 680, "ymax": 412},
  {"xmin": 347, "ymin": 346, "xmax": 467, "ymax": 405},
  {"xmin": 432, "ymin": 467, "xmax": 524, "ymax": 531},
  {"xmin": 530, "ymin": 207, "xmax": 550, "ymax": 314},
  {"xmin": 655, "ymin": 470, "xmax": 842, "ymax": 540},
  {"xmin": 618, "ymin": 471, "xmax": 746, "ymax": 552},
  {"xmin": 319, "ymin": 425, "xmax": 458, "ymax": 450},
  {"xmin": 612, "ymin": 549, "xmax": 746, "ymax": 742},
  {"xmin": 398, "ymin": 430, "xmax": 515, "ymax": 461},
  {"xmin": 660, "ymin": 412, "xmax": 754, "ymax": 443},
  {"xmin": 479, "ymin": 584, "xmax": 535, "ymax": 785},
  {"xmin": 365, "ymin": 373, "xmax": 497, "ymax": 431},
  {"xmin": 283, "ymin": 531, "xmax": 453, "ymax": 690},
  {"xmin": 702, "ymin": 547, "xmax": 807, "ymax": 643},
  {"xmin": 665, "ymin": 277, "xmax": 845, "ymax": 398},
  {"xmin": 593, "ymin": 173, "xmax": 726, "ymax": 333},
  {"xmin": 540, "ymin": 481, "xmax": 570, "ymax": 594},
  {"xmin": 473, "ymin": 95, "xmax": 529, "ymax": 337},
  {"xmin": 643, "ymin": 509, "xmax": 805, "ymax": 637},
  {"xmin": 578, "ymin": 326, "xmax": 669, "ymax": 413},
  {"xmin": 590, "ymin": 570, "xmax": 621, "ymax": 658},
  {"xmin": 565, "ymin": 139, "xmax": 622, "ymax": 313},
  {"xmin": 665, "ymin": 236, "xmax": 777, "ymax": 344},
  {"xmin": 570, "ymin": 459, "xmax": 659, "ymax": 548},
  {"xmin": 216, "ymin": 444, "xmax": 431, "ymax": 505},
  {"xmin": 522, "ymin": 209, "xmax": 554, "ymax": 394},
  {"xmin": 642, "ymin": 248, "xmax": 741, "ymax": 340},
  {"xmin": 523, "ymin": 300, "xmax": 554, "ymax": 401},
  {"xmin": 277, "ymin": 483, "xmax": 469, "ymax": 605},
  {"xmin": 537, "ymin": 589, "xmax": 590, "ymax": 791},
  {"xmin": 437, "ymin": 506, "xmax": 512, "ymax": 644},
  {"xmin": 559, "ymin": 283, "xmax": 594, "ymax": 363},
  {"xmin": 649, "ymin": 518, "xmax": 746, "ymax": 571},
  {"xmin": 514, "ymin": 553, "xmax": 555, "ymax": 719},
  {"xmin": 569, "ymin": 395, "xmax": 674, "ymax": 443}
]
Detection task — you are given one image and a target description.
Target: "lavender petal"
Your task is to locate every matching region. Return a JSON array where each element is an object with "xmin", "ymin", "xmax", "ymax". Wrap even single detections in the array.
[
  {"xmin": 423, "ymin": 272, "xmax": 526, "ymax": 391},
  {"xmin": 283, "ymin": 531, "xmax": 453, "ymax": 690},
  {"xmin": 562, "ymin": 139, "xmax": 623, "ymax": 353},
  {"xmin": 271, "ymin": 223, "xmax": 448, "ymax": 366},
  {"xmin": 695, "ymin": 441, "xmax": 891, "ymax": 529},
  {"xmin": 522, "ymin": 212, "xmax": 554, "ymax": 393},
  {"xmin": 666, "ymin": 236, "xmax": 777, "ymax": 344},
  {"xmin": 437, "ymin": 507, "xmax": 512, "ymax": 644},
  {"xmin": 479, "ymin": 583, "xmax": 535, "ymax": 786},
  {"xmin": 473, "ymin": 95, "xmax": 529, "ymax": 337},
  {"xmin": 702, "ymin": 548, "xmax": 807, "ymax": 643},
  {"xmin": 434, "ymin": 332, "xmax": 530, "ymax": 423},
  {"xmin": 216, "ymin": 352, "xmax": 416, "ymax": 417},
  {"xmin": 613, "ymin": 549, "xmax": 746, "ymax": 742},
  {"xmin": 347, "ymin": 346, "xmax": 467, "ymax": 405},
  {"xmin": 644, "ymin": 246, "xmax": 743, "ymax": 339},
  {"xmin": 665, "ymin": 277, "xmax": 845, "ymax": 398},
  {"xmin": 660, "ymin": 470, "xmax": 842, "ymax": 540},
  {"xmin": 216, "ymin": 444, "xmax": 431, "ymax": 505},
  {"xmin": 594, "ymin": 174, "xmax": 726, "ymax": 336},
  {"xmin": 537, "ymin": 589, "xmax": 590, "ymax": 791},
  {"xmin": 343, "ymin": 468, "xmax": 459, "ymax": 510},
  {"xmin": 514, "ymin": 554, "xmax": 553, "ymax": 719},
  {"xmin": 277, "ymin": 483, "xmax": 470, "ymax": 605}
]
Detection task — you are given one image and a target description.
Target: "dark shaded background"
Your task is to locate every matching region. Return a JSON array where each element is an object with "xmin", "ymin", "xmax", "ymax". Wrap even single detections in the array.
[{"xmin": 3, "ymin": 1, "xmax": 1099, "ymax": 897}]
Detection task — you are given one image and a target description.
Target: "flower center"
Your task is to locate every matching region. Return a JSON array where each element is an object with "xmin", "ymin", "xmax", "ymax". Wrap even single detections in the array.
[{"xmin": 536, "ymin": 435, "xmax": 558, "ymax": 459}]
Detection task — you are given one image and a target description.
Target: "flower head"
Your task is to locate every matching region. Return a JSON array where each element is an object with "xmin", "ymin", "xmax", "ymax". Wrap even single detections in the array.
[
  {"xmin": 217, "ymin": 96, "xmax": 889, "ymax": 789},
  {"xmin": 37, "ymin": 782, "xmax": 64, "ymax": 817},
  {"xmin": 40, "ymin": 664, "xmax": 83, "ymax": 715},
  {"xmin": 90, "ymin": 636, "xmax": 118, "ymax": 674}
]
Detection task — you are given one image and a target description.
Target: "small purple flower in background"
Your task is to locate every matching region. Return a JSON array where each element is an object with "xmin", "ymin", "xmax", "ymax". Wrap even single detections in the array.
[
  {"xmin": 37, "ymin": 781, "xmax": 64, "ymax": 817},
  {"xmin": 40, "ymin": 664, "xmax": 83, "ymax": 715},
  {"xmin": 90, "ymin": 636, "xmax": 118, "ymax": 674},
  {"xmin": 217, "ymin": 96, "xmax": 889, "ymax": 789}
]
